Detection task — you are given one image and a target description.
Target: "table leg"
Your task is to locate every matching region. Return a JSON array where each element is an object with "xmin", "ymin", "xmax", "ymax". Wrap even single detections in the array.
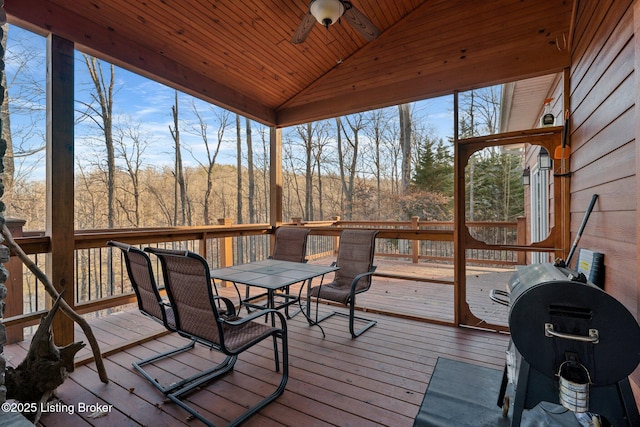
[
  {"xmin": 268, "ymin": 290, "xmax": 275, "ymax": 326},
  {"xmin": 297, "ymin": 275, "xmax": 326, "ymax": 337}
]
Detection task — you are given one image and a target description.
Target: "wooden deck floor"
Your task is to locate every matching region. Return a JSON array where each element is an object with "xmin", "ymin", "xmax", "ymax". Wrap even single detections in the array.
[
  {"xmin": 221, "ymin": 258, "xmax": 512, "ymax": 328},
  {"xmin": 3, "ymin": 259, "xmax": 513, "ymax": 426}
]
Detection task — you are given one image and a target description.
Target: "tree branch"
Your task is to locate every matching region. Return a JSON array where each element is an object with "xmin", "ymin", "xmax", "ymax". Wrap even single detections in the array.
[{"xmin": 0, "ymin": 224, "xmax": 109, "ymax": 384}]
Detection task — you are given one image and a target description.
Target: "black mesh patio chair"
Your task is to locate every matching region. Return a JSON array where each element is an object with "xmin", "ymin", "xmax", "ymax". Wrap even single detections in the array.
[
  {"xmin": 145, "ymin": 247, "xmax": 289, "ymax": 427},
  {"xmin": 107, "ymin": 240, "xmax": 197, "ymax": 394},
  {"xmin": 308, "ymin": 229, "xmax": 379, "ymax": 338},
  {"xmin": 243, "ymin": 226, "xmax": 310, "ymax": 318}
]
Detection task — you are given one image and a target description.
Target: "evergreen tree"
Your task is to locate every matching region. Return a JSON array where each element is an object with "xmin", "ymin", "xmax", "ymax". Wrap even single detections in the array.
[
  {"xmin": 466, "ymin": 147, "xmax": 524, "ymax": 221},
  {"xmin": 412, "ymin": 137, "xmax": 453, "ymax": 195}
]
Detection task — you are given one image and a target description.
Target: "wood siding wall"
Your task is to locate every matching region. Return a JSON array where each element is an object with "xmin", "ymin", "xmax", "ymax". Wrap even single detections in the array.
[{"xmin": 570, "ymin": 0, "xmax": 638, "ymax": 383}]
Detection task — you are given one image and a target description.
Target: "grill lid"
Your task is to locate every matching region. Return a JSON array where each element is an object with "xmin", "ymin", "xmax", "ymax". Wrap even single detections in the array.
[{"xmin": 509, "ymin": 264, "xmax": 640, "ymax": 386}]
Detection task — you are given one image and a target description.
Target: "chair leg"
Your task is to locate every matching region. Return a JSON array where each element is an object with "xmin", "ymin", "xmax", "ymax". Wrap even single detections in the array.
[
  {"xmin": 169, "ymin": 354, "xmax": 237, "ymax": 398},
  {"xmin": 133, "ymin": 340, "xmax": 238, "ymax": 396},
  {"xmin": 309, "ymin": 299, "xmax": 377, "ymax": 338},
  {"xmin": 272, "ymin": 334, "xmax": 280, "ymax": 372},
  {"xmin": 168, "ymin": 331, "xmax": 288, "ymax": 427},
  {"xmin": 132, "ymin": 339, "xmax": 197, "ymax": 394},
  {"xmin": 348, "ymin": 301, "xmax": 377, "ymax": 338}
]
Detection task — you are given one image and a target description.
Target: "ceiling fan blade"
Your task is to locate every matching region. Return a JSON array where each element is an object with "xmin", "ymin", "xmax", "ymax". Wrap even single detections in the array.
[
  {"xmin": 291, "ymin": 12, "xmax": 316, "ymax": 44},
  {"xmin": 342, "ymin": 5, "xmax": 380, "ymax": 41}
]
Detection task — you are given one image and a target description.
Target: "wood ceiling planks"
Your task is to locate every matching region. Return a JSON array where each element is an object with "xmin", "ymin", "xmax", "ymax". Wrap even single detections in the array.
[
  {"xmin": 6, "ymin": 0, "xmax": 573, "ymax": 127},
  {"xmin": 278, "ymin": 0, "xmax": 572, "ymax": 124}
]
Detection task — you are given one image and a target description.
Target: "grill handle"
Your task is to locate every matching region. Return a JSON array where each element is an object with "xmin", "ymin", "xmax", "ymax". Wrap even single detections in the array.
[
  {"xmin": 545, "ymin": 323, "xmax": 599, "ymax": 344},
  {"xmin": 489, "ymin": 289, "xmax": 510, "ymax": 306}
]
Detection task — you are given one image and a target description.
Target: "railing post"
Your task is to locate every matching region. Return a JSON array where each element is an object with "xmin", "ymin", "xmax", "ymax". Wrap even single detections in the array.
[
  {"xmin": 332, "ymin": 216, "xmax": 340, "ymax": 254},
  {"xmin": 199, "ymin": 232, "xmax": 208, "ymax": 260},
  {"xmin": 5, "ymin": 218, "xmax": 26, "ymax": 343},
  {"xmin": 217, "ymin": 218, "xmax": 233, "ymax": 287},
  {"xmin": 517, "ymin": 216, "xmax": 526, "ymax": 265},
  {"xmin": 412, "ymin": 216, "xmax": 420, "ymax": 264}
]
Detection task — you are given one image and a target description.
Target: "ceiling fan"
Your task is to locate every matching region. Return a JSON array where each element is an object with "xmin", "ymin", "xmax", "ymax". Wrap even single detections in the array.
[{"xmin": 291, "ymin": 0, "xmax": 380, "ymax": 44}]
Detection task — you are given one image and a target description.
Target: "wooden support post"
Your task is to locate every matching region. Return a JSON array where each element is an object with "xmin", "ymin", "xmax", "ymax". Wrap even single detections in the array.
[
  {"xmin": 270, "ymin": 127, "xmax": 282, "ymax": 228},
  {"xmin": 453, "ymin": 91, "xmax": 463, "ymax": 326},
  {"xmin": 217, "ymin": 218, "xmax": 233, "ymax": 287},
  {"xmin": 516, "ymin": 216, "xmax": 527, "ymax": 265},
  {"xmin": 217, "ymin": 218, "xmax": 233, "ymax": 267},
  {"xmin": 332, "ymin": 216, "xmax": 340, "ymax": 254},
  {"xmin": 411, "ymin": 216, "xmax": 420, "ymax": 264},
  {"xmin": 198, "ymin": 232, "xmax": 208, "ymax": 259},
  {"xmin": 46, "ymin": 35, "xmax": 75, "ymax": 346},
  {"xmin": 4, "ymin": 218, "xmax": 25, "ymax": 343},
  {"xmin": 269, "ymin": 128, "xmax": 283, "ymax": 258}
]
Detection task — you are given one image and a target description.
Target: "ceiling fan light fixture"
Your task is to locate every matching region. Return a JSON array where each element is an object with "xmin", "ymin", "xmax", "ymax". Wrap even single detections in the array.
[{"xmin": 310, "ymin": 0, "xmax": 345, "ymax": 28}]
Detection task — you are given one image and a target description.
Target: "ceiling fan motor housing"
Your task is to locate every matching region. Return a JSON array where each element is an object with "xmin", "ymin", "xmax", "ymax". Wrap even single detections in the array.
[{"xmin": 310, "ymin": 0, "xmax": 345, "ymax": 28}]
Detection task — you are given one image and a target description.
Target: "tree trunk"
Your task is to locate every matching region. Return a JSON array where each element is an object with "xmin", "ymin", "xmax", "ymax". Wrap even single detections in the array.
[
  {"xmin": 304, "ymin": 123, "xmax": 313, "ymax": 220},
  {"xmin": 236, "ymin": 114, "xmax": 243, "ymax": 262},
  {"xmin": 336, "ymin": 117, "xmax": 348, "ymax": 217},
  {"xmin": 316, "ymin": 148, "xmax": 323, "ymax": 220},
  {"xmin": 170, "ymin": 91, "xmax": 187, "ymax": 226},
  {"xmin": 84, "ymin": 56, "xmax": 115, "ymax": 293},
  {"xmin": 0, "ymin": 24, "xmax": 13, "ymax": 214},
  {"xmin": 398, "ymin": 103, "xmax": 412, "ymax": 194},
  {"xmin": 246, "ymin": 118, "xmax": 255, "ymax": 224}
]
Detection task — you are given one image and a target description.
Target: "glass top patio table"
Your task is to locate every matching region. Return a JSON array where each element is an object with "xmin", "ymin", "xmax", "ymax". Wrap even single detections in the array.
[{"xmin": 210, "ymin": 259, "xmax": 338, "ymax": 312}]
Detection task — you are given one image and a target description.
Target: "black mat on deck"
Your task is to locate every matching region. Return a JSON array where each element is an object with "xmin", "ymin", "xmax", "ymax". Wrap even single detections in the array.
[{"xmin": 413, "ymin": 357, "xmax": 511, "ymax": 427}]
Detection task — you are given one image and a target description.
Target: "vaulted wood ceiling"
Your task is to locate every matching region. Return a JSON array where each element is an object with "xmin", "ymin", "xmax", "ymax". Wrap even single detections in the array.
[{"xmin": 7, "ymin": 0, "xmax": 573, "ymax": 128}]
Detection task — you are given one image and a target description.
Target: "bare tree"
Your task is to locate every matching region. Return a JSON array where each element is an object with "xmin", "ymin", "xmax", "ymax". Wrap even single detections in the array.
[
  {"xmin": 75, "ymin": 165, "xmax": 102, "ymax": 229},
  {"xmin": 398, "ymin": 103, "xmax": 413, "ymax": 193},
  {"xmin": 114, "ymin": 118, "xmax": 150, "ymax": 227},
  {"xmin": 2, "ymin": 24, "xmax": 46, "ymax": 218},
  {"xmin": 246, "ymin": 118, "xmax": 255, "ymax": 223},
  {"xmin": 257, "ymin": 127, "xmax": 270, "ymax": 223},
  {"xmin": 337, "ymin": 113, "xmax": 367, "ymax": 220},
  {"xmin": 145, "ymin": 167, "xmax": 176, "ymax": 226},
  {"xmin": 236, "ymin": 114, "xmax": 243, "ymax": 224},
  {"xmin": 235, "ymin": 114, "xmax": 244, "ymax": 262},
  {"xmin": 294, "ymin": 122, "xmax": 314, "ymax": 220},
  {"xmin": 186, "ymin": 103, "xmax": 230, "ymax": 225},
  {"xmin": 169, "ymin": 91, "xmax": 189, "ymax": 225},
  {"xmin": 365, "ymin": 108, "xmax": 394, "ymax": 218},
  {"xmin": 245, "ymin": 118, "xmax": 257, "ymax": 260},
  {"xmin": 79, "ymin": 55, "xmax": 116, "ymax": 228},
  {"xmin": 283, "ymin": 134, "xmax": 305, "ymax": 218},
  {"xmin": 312, "ymin": 121, "xmax": 332, "ymax": 221},
  {"xmin": 1, "ymin": 24, "xmax": 14, "ymax": 211}
]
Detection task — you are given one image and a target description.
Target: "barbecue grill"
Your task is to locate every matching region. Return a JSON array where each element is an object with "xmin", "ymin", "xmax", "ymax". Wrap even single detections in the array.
[{"xmin": 497, "ymin": 262, "xmax": 640, "ymax": 426}]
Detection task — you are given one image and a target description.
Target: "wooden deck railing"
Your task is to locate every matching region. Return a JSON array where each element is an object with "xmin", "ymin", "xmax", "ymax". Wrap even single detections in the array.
[{"xmin": 2, "ymin": 217, "xmax": 523, "ymax": 344}]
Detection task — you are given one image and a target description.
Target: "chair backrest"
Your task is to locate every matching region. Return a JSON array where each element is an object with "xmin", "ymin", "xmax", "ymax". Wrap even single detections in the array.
[
  {"xmin": 145, "ymin": 247, "xmax": 224, "ymax": 346},
  {"xmin": 107, "ymin": 241, "xmax": 175, "ymax": 330},
  {"xmin": 271, "ymin": 227, "xmax": 310, "ymax": 263},
  {"xmin": 334, "ymin": 229, "xmax": 378, "ymax": 292}
]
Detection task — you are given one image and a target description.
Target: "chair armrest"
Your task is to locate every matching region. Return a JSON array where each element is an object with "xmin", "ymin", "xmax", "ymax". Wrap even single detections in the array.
[
  {"xmin": 222, "ymin": 308, "xmax": 287, "ymax": 330},
  {"xmin": 350, "ymin": 267, "xmax": 377, "ymax": 293},
  {"xmin": 212, "ymin": 295, "xmax": 237, "ymax": 318}
]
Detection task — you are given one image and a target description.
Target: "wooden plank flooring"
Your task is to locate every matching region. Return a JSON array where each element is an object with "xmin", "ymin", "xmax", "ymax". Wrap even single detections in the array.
[
  {"xmin": 222, "ymin": 258, "xmax": 513, "ymax": 328},
  {"xmin": 3, "ymin": 259, "xmax": 514, "ymax": 426},
  {"xmin": 5, "ymin": 306, "xmax": 510, "ymax": 427}
]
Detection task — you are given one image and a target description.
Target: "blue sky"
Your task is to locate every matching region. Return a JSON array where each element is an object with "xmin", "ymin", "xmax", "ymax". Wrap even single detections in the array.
[{"xmin": 6, "ymin": 24, "xmax": 455, "ymax": 182}]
